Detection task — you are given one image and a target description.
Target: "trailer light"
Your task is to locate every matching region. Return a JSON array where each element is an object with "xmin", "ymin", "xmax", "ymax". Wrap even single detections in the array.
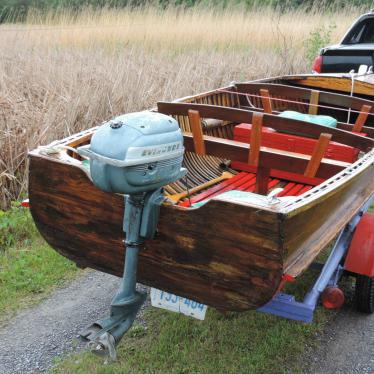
[
  {"xmin": 321, "ymin": 287, "xmax": 345, "ymax": 309},
  {"xmin": 21, "ymin": 199, "xmax": 30, "ymax": 208}
]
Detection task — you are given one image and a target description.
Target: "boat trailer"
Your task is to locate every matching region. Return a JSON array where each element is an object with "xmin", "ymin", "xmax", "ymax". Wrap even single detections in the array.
[{"xmin": 259, "ymin": 193, "xmax": 374, "ymax": 322}]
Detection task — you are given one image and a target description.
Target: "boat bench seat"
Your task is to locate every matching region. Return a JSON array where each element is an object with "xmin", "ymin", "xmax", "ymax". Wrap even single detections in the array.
[
  {"xmin": 179, "ymin": 172, "xmax": 312, "ymax": 207},
  {"xmin": 232, "ymin": 123, "xmax": 360, "ymax": 163}
]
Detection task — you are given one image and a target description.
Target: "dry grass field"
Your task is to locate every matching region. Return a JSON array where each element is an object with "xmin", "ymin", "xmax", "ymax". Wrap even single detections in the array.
[{"xmin": 0, "ymin": 5, "xmax": 362, "ymax": 209}]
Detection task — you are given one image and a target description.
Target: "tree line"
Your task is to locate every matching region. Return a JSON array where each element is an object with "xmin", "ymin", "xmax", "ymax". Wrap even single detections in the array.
[{"xmin": 1, "ymin": 0, "xmax": 372, "ymax": 23}]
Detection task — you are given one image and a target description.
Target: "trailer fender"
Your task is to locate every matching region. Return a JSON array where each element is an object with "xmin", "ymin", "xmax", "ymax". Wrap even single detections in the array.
[{"xmin": 345, "ymin": 213, "xmax": 374, "ymax": 277}]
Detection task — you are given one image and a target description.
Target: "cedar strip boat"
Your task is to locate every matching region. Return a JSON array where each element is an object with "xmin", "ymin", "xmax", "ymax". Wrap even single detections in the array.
[{"xmin": 29, "ymin": 75, "xmax": 374, "ymax": 312}]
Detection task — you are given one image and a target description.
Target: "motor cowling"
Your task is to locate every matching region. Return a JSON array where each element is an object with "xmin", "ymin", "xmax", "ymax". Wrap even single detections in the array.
[{"xmin": 78, "ymin": 111, "xmax": 186, "ymax": 194}]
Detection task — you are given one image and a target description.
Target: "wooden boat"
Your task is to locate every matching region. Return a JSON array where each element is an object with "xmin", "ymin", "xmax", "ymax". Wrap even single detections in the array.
[{"xmin": 28, "ymin": 75, "xmax": 374, "ymax": 312}]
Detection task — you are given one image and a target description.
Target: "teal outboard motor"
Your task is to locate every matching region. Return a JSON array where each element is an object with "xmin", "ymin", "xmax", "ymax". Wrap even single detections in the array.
[{"xmin": 78, "ymin": 111, "xmax": 186, "ymax": 360}]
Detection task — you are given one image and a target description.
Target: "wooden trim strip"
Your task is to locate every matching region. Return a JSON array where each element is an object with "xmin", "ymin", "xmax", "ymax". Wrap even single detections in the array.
[{"xmin": 157, "ymin": 101, "xmax": 374, "ymax": 152}]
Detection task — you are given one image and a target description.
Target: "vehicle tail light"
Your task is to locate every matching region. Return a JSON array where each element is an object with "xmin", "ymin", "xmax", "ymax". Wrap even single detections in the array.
[{"xmin": 312, "ymin": 55, "xmax": 323, "ymax": 73}]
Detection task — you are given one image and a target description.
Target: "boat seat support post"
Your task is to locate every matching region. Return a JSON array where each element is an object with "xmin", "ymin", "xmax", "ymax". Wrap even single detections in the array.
[
  {"xmin": 255, "ymin": 165, "xmax": 270, "ymax": 195},
  {"xmin": 188, "ymin": 109, "xmax": 206, "ymax": 155},
  {"xmin": 352, "ymin": 104, "xmax": 372, "ymax": 133},
  {"xmin": 308, "ymin": 90, "xmax": 319, "ymax": 115},
  {"xmin": 247, "ymin": 112, "xmax": 270, "ymax": 195},
  {"xmin": 259, "ymin": 89, "xmax": 272, "ymax": 114},
  {"xmin": 304, "ymin": 133, "xmax": 332, "ymax": 178}
]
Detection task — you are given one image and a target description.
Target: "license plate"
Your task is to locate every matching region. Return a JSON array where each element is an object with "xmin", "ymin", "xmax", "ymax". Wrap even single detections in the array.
[{"xmin": 150, "ymin": 288, "xmax": 207, "ymax": 320}]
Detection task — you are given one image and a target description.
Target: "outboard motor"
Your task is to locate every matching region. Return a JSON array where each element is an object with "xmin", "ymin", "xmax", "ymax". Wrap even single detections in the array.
[{"xmin": 78, "ymin": 111, "xmax": 186, "ymax": 360}]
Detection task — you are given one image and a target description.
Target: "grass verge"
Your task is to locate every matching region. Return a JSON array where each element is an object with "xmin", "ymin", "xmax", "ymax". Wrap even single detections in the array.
[
  {"xmin": 0, "ymin": 203, "xmax": 77, "ymax": 323},
  {"xmin": 52, "ymin": 264, "xmax": 331, "ymax": 374},
  {"xmin": 53, "ymin": 310, "xmax": 327, "ymax": 374},
  {"xmin": 2, "ymin": 203, "xmax": 372, "ymax": 372}
]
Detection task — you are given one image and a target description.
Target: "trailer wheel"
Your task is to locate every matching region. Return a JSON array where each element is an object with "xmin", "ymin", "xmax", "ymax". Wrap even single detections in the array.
[{"xmin": 355, "ymin": 275, "xmax": 374, "ymax": 314}]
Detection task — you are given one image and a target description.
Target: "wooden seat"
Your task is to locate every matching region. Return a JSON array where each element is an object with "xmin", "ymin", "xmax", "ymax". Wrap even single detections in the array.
[{"xmin": 233, "ymin": 123, "xmax": 359, "ymax": 163}]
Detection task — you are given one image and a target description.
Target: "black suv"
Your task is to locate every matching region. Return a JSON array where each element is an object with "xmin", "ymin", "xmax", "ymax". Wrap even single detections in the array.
[{"xmin": 313, "ymin": 11, "xmax": 374, "ymax": 73}]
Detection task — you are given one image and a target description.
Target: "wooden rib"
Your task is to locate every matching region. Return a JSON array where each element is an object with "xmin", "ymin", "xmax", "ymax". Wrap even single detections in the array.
[
  {"xmin": 308, "ymin": 90, "xmax": 319, "ymax": 115},
  {"xmin": 304, "ymin": 133, "xmax": 332, "ymax": 178},
  {"xmin": 188, "ymin": 109, "xmax": 206, "ymax": 155},
  {"xmin": 157, "ymin": 101, "xmax": 374, "ymax": 152},
  {"xmin": 248, "ymin": 112, "xmax": 263, "ymax": 167},
  {"xmin": 260, "ymin": 89, "xmax": 272, "ymax": 114},
  {"xmin": 352, "ymin": 104, "xmax": 372, "ymax": 133}
]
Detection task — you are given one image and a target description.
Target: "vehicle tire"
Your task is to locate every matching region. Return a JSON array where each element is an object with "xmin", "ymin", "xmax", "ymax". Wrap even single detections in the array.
[{"xmin": 355, "ymin": 275, "xmax": 374, "ymax": 314}]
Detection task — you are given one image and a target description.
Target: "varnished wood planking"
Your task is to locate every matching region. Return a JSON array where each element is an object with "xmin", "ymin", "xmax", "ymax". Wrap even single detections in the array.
[
  {"xmin": 292, "ymin": 76, "xmax": 374, "ymax": 98},
  {"xmin": 284, "ymin": 165, "xmax": 374, "ymax": 276},
  {"xmin": 29, "ymin": 155, "xmax": 283, "ymax": 311}
]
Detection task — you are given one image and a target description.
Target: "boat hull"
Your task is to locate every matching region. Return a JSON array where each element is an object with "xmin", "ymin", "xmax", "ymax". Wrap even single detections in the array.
[
  {"xmin": 29, "ymin": 151, "xmax": 374, "ymax": 311},
  {"xmin": 29, "ymin": 155, "xmax": 283, "ymax": 312}
]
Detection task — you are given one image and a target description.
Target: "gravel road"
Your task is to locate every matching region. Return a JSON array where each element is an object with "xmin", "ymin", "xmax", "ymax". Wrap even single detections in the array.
[
  {"xmin": 0, "ymin": 271, "xmax": 132, "ymax": 374},
  {"xmin": 0, "ymin": 270, "xmax": 372, "ymax": 374},
  {"xmin": 303, "ymin": 303, "xmax": 374, "ymax": 374}
]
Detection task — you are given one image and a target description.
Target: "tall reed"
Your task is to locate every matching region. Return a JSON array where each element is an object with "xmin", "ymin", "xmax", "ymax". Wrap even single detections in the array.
[{"xmin": 0, "ymin": 5, "xmax": 362, "ymax": 209}]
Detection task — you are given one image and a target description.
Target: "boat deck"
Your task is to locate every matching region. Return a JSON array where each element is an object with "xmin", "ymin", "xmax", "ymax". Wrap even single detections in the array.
[{"xmin": 178, "ymin": 172, "xmax": 312, "ymax": 207}]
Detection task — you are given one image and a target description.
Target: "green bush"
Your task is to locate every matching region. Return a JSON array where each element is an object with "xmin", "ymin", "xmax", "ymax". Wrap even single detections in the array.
[
  {"xmin": 0, "ymin": 202, "xmax": 37, "ymax": 250},
  {"xmin": 304, "ymin": 23, "xmax": 336, "ymax": 65}
]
